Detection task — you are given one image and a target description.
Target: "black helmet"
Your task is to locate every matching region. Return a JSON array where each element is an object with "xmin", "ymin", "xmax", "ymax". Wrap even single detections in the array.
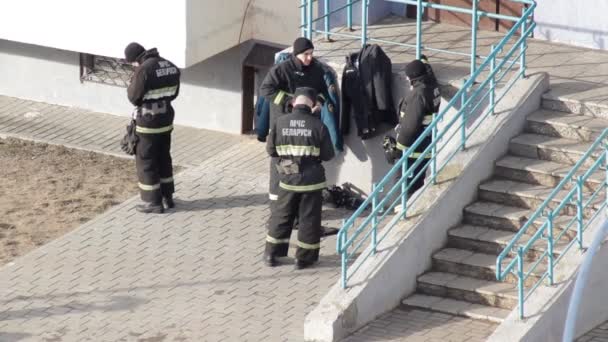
[{"xmin": 405, "ymin": 59, "xmax": 427, "ymax": 80}]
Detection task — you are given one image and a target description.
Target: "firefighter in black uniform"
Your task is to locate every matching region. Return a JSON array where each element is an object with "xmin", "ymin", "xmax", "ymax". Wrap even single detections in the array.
[
  {"xmin": 260, "ymin": 37, "xmax": 329, "ymax": 202},
  {"xmin": 263, "ymin": 87, "xmax": 335, "ymax": 270},
  {"xmin": 384, "ymin": 58, "xmax": 441, "ymax": 196},
  {"xmin": 124, "ymin": 42, "xmax": 181, "ymax": 214}
]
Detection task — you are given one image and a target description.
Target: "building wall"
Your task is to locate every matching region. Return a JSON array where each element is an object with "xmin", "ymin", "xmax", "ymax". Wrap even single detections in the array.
[
  {"xmin": 0, "ymin": 39, "xmax": 246, "ymax": 134},
  {"xmin": 0, "ymin": 0, "xmax": 187, "ymax": 66},
  {"xmin": 534, "ymin": 0, "xmax": 608, "ymax": 51}
]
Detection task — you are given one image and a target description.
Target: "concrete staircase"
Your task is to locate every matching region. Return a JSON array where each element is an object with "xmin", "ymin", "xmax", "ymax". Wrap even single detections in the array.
[{"xmin": 401, "ymin": 92, "xmax": 607, "ymax": 323}]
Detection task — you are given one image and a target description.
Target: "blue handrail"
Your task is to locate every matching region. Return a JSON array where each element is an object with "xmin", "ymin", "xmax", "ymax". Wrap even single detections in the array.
[
  {"xmin": 334, "ymin": 1, "xmax": 536, "ymax": 289},
  {"xmin": 300, "ymin": 0, "xmax": 534, "ymax": 75},
  {"xmin": 496, "ymin": 129, "xmax": 608, "ymax": 319}
]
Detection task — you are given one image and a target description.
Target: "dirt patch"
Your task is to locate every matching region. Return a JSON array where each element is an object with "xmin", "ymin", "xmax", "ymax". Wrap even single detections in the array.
[{"xmin": 0, "ymin": 138, "xmax": 138, "ymax": 266}]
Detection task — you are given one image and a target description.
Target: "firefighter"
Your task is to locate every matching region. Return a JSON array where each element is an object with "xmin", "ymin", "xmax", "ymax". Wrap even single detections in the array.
[
  {"xmin": 385, "ymin": 58, "xmax": 441, "ymax": 196},
  {"xmin": 260, "ymin": 37, "xmax": 329, "ymax": 202},
  {"xmin": 264, "ymin": 87, "xmax": 335, "ymax": 270},
  {"xmin": 124, "ymin": 42, "xmax": 181, "ymax": 214}
]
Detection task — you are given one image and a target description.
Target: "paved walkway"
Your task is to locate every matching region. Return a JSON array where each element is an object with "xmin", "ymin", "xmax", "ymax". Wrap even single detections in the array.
[
  {"xmin": 579, "ymin": 322, "xmax": 608, "ymax": 342},
  {"xmin": 0, "ymin": 96, "xmax": 352, "ymax": 341}
]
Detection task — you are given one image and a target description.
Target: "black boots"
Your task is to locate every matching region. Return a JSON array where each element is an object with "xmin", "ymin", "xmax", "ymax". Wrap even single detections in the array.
[
  {"xmin": 135, "ymin": 202, "xmax": 164, "ymax": 214},
  {"xmin": 294, "ymin": 259, "xmax": 315, "ymax": 270},
  {"xmin": 263, "ymin": 254, "xmax": 277, "ymax": 267},
  {"xmin": 163, "ymin": 196, "xmax": 175, "ymax": 209}
]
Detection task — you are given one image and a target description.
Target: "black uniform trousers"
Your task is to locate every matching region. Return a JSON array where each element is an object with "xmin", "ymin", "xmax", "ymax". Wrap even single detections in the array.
[
  {"xmin": 269, "ymin": 157, "xmax": 280, "ymax": 201},
  {"xmin": 265, "ymin": 188, "xmax": 323, "ymax": 263},
  {"xmin": 405, "ymin": 132, "xmax": 431, "ymax": 196},
  {"xmin": 136, "ymin": 132, "xmax": 174, "ymax": 204}
]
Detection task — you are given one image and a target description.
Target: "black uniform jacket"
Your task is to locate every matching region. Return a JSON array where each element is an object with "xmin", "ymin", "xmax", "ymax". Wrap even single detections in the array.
[
  {"xmin": 341, "ymin": 44, "xmax": 397, "ymax": 137},
  {"xmin": 260, "ymin": 56, "xmax": 328, "ymax": 129},
  {"xmin": 267, "ymin": 105, "xmax": 335, "ymax": 192},
  {"xmin": 396, "ymin": 75, "xmax": 440, "ymax": 152},
  {"xmin": 128, "ymin": 48, "xmax": 181, "ymax": 132}
]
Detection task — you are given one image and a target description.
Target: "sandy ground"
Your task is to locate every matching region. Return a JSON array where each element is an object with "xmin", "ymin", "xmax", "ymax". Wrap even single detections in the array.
[{"xmin": 0, "ymin": 138, "xmax": 138, "ymax": 266}]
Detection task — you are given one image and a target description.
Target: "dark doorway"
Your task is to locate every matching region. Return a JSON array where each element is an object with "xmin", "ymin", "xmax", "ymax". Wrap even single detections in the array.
[{"xmin": 241, "ymin": 65, "xmax": 256, "ymax": 134}]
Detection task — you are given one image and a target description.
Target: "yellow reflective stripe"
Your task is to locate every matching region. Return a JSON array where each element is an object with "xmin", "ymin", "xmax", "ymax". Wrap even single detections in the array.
[
  {"xmin": 297, "ymin": 240, "xmax": 320, "ymax": 250},
  {"xmin": 266, "ymin": 235, "xmax": 290, "ymax": 244},
  {"xmin": 135, "ymin": 125, "xmax": 173, "ymax": 134},
  {"xmin": 274, "ymin": 90, "xmax": 287, "ymax": 105},
  {"xmin": 142, "ymin": 86, "xmax": 178, "ymax": 100},
  {"xmin": 279, "ymin": 181, "xmax": 326, "ymax": 192},
  {"xmin": 396, "ymin": 143, "xmax": 431, "ymax": 159},
  {"xmin": 138, "ymin": 182, "xmax": 160, "ymax": 191},
  {"xmin": 275, "ymin": 145, "xmax": 320, "ymax": 157},
  {"xmin": 422, "ymin": 114, "xmax": 434, "ymax": 126},
  {"xmin": 400, "ymin": 111, "xmax": 406, "ymax": 118},
  {"xmin": 160, "ymin": 177, "xmax": 173, "ymax": 183}
]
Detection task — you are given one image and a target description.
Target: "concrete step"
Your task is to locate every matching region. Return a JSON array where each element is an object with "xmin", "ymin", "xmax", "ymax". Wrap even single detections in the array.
[
  {"xmin": 417, "ymin": 271, "xmax": 518, "ymax": 310},
  {"xmin": 526, "ymin": 109, "xmax": 608, "ymax": 142},
  {"xmin": 432, "ymin": 248, "xmax": 546, "ymax": 286},
  {"xmin": 402, "ymin": 293, "xmax": 511, "ymax": 323},
  {"xmin": 494, "ymin": 155, "xmax": 603, "ymax": 191},
  {"xmin": 447, "ymin": 224, "xmax": 568, "ymax": 260},
  {"xmin": 463, "ymin": 201, "xmax": 578, "ymax": 239},
  {"xmin": 478, "ymin": 179, "xmax": 602, "ymax": 217},
  {"xmin": 542, "ymin": 93, "xmax": 608, "ymax": 119},
  {"xmin": 509, "ymin": 133, "xmax": 600, "ymax": 168}
]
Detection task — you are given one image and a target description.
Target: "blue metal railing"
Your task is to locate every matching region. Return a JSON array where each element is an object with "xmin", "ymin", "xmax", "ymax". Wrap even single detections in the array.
[
  {"xmin": 496, "ymin": 130, "xmax": 608, "ymax": 319},
  {"xmin": 330, "ymin": 1, "xmax": 536, "ymax": 289},
  {"xmin": 300, "ymin": 0, "xmax": 532, "ymax": 75}
]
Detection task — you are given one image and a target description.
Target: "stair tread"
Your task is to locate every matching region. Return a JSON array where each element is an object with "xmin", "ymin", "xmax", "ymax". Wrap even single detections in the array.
[
  {"xmin": 511, "ymin": 133, "xmax": 593, "ymax": 154},
  {"xmin": 465, "ymin": 201, "xmax": 576, "ymax": 223},
  {"xmin": 448, "ymin": 224, "xmax": 569, "ymax": 253},
  {"xmin": 419, "ymin": 271, "xmax": 518, "ymax": 299},
  {"xmin": 496, "ymin": 155, "xmax": 604, "ymax": 184},
  {"xmin": 402, "ymin": 293, "xmax": 510, "ymax": 323},
  {"xmin": 479, "ymin": 179, "xmax": 603, "ymax": 207},
  {"xmin": 528, "ymin": 109, "xmax": 608, "ymax": 132},
  {"xmin": 433, "ymin": 247, "xmax": 548, "ymax": 275}
]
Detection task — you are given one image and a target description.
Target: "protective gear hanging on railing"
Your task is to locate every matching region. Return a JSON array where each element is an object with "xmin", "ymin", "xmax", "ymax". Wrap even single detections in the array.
[{"xmin": 341, "ymin": 44, "xmax": 397, "ymax": 140}]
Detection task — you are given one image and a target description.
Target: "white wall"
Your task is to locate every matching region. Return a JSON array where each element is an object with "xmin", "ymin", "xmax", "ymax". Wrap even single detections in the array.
[
  {"xmin": 0, "ymin": 0, "xmax": 187, "ymax": 66},
  {"xmin": 0, "ymin": 39, "xmax": 245, "ymax": 134},
  {"xmin": 535, "ymin": 0, "xmax": 608, "ymax": 50}
]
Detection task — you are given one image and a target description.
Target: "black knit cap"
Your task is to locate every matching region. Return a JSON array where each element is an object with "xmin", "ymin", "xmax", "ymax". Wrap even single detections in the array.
[
  {"xmin": 293, "ymin": 37, "xmax": 314, "ymax": 56},
  {"xmin": 294, "ymin": 87, "xmax": 318, "ymax": 102},
  {"xmin": 124, "ymin": 42, "xmax": 145, "ymax": 63},
  {"xmin": 405, "ymin": 59, "xmax": 427, "ymax": 80}
]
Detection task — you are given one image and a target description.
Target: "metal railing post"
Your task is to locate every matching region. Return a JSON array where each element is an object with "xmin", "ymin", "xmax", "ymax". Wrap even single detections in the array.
[
  {"xmin": 324, "ymin": 0, "xmax": 331, "ymax": 41},
  {"xmin": 461, "ymin": 79, "xmax": 467, "ymax": 150},
  {"xmin": 547, "ymin": 211, "xmax": 555, "ymax": 286},
  {"xmin": 520, "ymin": 8, "xmax": 527, "ymax": 79},
  {"xmin": 340, "ymin": 219, "xmax": 347, "ymax": 289},
  {"xmin": 431, "ymin": 114, "xmax": 437, "ymax": 184},
  {"xmin": 471, "ymin": 0, "xmax": 478, "ymax": 75},
  {"xmin": 490, "ymin": 44, "xmax": 496, "ymax": 115},
  {"xmin": 518, "ymin": 246, "xmax": 525, "ymax": 319},
  {"xmin": 371, "ymin": 183, "xmax": 377, "ymax": 254},
  {"xmin": 401, "ymin": 158, "xmax": 409, "ymax": 217},
  {"xmin": 416, "ymin": 0, "xmax": 423, "ymax": 59},
  {"xmin": 606, "ymin": 146, "xmax": 608, "ymax": 211},
  {"xmin": 306, "ymin": 0, "xmax": 314, "ymax": 40},
  {"xmin": 301, "ymin": 0, "xmax": 307, "ymax": 37},
  {"xmin": 576, "ymin": 176, "xmax": 584, "ymax": 250},
  {"xmin": 361, "ymin": 0, "xmax": 368, "ymax": 46},
  {"xmin": 347, "ymin": 0, "xmax": 353, "ymax": 31}
]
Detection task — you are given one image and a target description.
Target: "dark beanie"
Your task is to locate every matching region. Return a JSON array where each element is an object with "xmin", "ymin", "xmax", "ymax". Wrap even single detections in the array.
[
  {"xmin": 294, "ymin": 87, "xmax": 318, "ymax": 102},
  {"xmin": 405, "ymin": 59, "xmax": 427, "ymax": 80},
  {"xmin": 124, "ymin": 42, "xmax": 145, "ymax": 63},
  {"xmin": 293, "ymin": 37, "xmax": 314, "ymax": 56}
]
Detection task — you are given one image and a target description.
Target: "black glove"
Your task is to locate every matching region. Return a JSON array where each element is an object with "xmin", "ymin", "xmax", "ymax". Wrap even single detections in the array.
[{"xmin": 382, "ymin": 135, "xmax": 398, "ymax": 165}]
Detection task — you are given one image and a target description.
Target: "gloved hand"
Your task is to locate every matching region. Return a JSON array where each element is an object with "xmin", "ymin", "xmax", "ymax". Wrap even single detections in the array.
[{"xmin": 382, "ymin": 135, "xmax": 398, "ymax": 164}]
